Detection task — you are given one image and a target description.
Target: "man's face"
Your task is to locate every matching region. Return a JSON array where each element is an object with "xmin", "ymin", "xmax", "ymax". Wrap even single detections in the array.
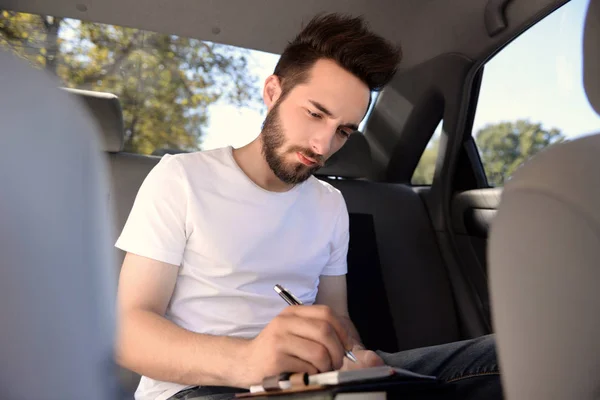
[{"xmin": 261, "ymin": 59, "xmax": 370, "ymax": 185}]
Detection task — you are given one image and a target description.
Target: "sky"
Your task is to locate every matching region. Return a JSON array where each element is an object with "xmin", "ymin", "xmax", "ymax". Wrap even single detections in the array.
[
  {"xmin": 200, "ymin": 51, "xmax": 280, "ymax": 150},
  {"xmin": 472, "ymin": 0, "xmax": 599, "ymax": 138},
  {"xmin": 201, "ymin": 0, "xmax": 599, "ymax": 151}
]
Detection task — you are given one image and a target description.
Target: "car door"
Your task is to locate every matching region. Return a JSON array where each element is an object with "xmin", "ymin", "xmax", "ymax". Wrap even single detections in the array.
[{"xmin": 441, "ymin": 0, "xmax": 600, "ymax": 328}]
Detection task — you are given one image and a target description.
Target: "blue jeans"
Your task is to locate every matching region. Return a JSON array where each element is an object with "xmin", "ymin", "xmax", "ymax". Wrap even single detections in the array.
[{"xmin": 169, "ymin": 334, "xmax": 502, "ymax": 400}]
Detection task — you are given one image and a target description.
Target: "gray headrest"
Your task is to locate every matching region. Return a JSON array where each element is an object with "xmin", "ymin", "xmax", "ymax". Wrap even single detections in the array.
[
  {"xmin": 317, "ymin": 133, "xmax": 372, "ymax": 179},
  {"xmin": 584, "ymin": 0, "xmax": 600, "ymax": 115},
  {"xmin": 63, "ymin": 88, "xmax": 124, "ymax": 152}
]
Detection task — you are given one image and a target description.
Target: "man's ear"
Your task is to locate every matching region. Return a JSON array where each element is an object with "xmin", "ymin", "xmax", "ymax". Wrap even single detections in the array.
[{"xmin": 263, "ymin": 75, "xmax": 283, "ymax": 111}]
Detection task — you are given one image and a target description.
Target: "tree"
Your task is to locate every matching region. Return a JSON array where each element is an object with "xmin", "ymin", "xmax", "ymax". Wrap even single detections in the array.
[
  {"xmin": 0, "ymin": 10, "xmax": 261, "ymax": 154},
  {"xmin": 0, "ymin": 11, "xmax": 62, "ymax": 73},
  {"xmin": 411, "ymin": 120, "xmax": 565, "ymax": 186},
  {"xmin": 476, "ymin": 120, "xmax": 564, "ymax": 186}
]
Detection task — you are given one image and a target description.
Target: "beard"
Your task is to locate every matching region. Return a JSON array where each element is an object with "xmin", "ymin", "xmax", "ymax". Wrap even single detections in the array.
[{"xmin": 261, "ymin": 102, "xmax": 324, "ymax": 185}]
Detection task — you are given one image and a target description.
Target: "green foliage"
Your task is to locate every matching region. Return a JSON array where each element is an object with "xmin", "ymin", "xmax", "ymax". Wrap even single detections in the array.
[
  {"xmin": 0, "ymin": 11, "xmax": 261, "ymax": 154},
  {"xmin": 411, "ymin": 120, "xmax": 565, "ymax": 186},
  {"xmin": 476, "ymin": 120, "xmax": 564, "ymax": 186}
]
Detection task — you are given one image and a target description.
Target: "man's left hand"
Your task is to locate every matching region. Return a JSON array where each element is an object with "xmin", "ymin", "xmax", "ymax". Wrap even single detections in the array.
[{"xmin": 340, "ymin": 346, "xmax": 386, "ymax": 371}]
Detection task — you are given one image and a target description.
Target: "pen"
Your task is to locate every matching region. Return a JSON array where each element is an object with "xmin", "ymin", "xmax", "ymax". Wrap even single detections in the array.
[{"xmin": 273, "ymin": 284, "xmax": 358, "ymax": 363}]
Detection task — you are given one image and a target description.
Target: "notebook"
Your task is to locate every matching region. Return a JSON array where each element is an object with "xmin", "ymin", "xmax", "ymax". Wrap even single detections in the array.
[
  {"xmin": 237, "ymin": 366, "xmax": 441, "ymax": 399},
  {"xmin": 307, "ymin": 366, "xmax": 434, "ymax": 386}
]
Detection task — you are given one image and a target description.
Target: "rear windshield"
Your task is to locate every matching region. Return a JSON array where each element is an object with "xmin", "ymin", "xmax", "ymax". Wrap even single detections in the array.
[{"xmin": 0, "ymin": 11, "xmax": 280, "ymax": 155}]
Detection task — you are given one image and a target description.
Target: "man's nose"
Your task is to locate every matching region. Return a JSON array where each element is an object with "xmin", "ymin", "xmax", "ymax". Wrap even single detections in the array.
[{"xmin": 309, "ymin": 127, "xmax": 336, "ymax": 157}]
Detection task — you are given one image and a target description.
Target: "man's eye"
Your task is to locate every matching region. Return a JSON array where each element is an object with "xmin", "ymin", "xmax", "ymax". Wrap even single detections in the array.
[
  {"xmin": 307, "ymin": 110, "xmax": 322, "ymax": 119},
  {"xmin": 338, "ymin": 128, "xmax": 351, "ymax": 138}
]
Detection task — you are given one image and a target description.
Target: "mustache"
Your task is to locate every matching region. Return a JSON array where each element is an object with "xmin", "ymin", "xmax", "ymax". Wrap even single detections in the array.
[{"xmin": 289, "ymin": 146, "xmax": 325, "ymax": 167}]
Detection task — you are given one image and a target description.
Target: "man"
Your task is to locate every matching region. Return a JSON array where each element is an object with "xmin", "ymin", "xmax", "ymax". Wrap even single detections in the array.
[{"xmin": 115, "ymin": 13, "xmax": 501, "ymax": 400}]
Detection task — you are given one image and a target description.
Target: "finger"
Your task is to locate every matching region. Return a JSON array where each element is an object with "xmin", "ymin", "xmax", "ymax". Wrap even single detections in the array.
[
  {"xmin": 277, "ymin": 353, "xmax": 320, "ymax": 376},
  {"xmin": 340, "ymin": 356, "xmax": 362, "ymax": 371},
  {"xmin": 339, "ymin": 349, "xmax": 385, "ymax": 371},
  {"xmin": 278, "ymin": 313, "xmax": 345, "ymax": 370},
  {"xmin": 354, "ymin": 351, "xmax": 386, "ymax": 370},
  {"xmin": 362, "ymin": 351, "xmax": 385, "ymax": 367},
  {"xmin": 279, "ymin": 333, "xmax": 334, "ymax": 373},
  {"xmin": 282, "ymin": 305, "xmax": 351, "ymax": 351}
]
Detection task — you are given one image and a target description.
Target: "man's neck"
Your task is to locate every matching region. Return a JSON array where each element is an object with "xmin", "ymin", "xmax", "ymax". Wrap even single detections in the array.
[{"xmin": 232, "ymin": 137, "xmax": 295, "ymax": 193}]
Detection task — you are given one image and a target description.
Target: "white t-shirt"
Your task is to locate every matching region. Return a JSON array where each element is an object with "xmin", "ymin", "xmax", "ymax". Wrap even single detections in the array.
[{"xmin": 115, "ymin": 146, "xmax": 349, "ymax": 400}]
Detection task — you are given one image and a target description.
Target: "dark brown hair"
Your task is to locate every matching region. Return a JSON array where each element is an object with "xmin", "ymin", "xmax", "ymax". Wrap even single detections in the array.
[{"xmin": 273, "ymin": 13, "xmax": 402, "ymax": 97}]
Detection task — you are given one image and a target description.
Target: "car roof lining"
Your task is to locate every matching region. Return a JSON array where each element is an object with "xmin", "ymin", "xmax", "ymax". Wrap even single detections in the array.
[{"xmin": 0, "ymin": 0, "xmax": 570, "ymax": 70}]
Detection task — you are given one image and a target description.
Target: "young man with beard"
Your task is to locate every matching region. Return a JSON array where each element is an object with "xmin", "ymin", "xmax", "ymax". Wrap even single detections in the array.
[{"xmin": 115, "ymin": 13, "xmax": 502, "ymax": 400}]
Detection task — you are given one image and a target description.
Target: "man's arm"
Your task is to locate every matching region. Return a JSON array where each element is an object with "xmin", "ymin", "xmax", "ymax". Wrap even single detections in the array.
[
  {"xmin": 117, "ymin": 253, "xmax": 353, "ymax": 387},
  {"xmin": 116, "ymin": 252, "xmax": 249, "ymax": 387}
]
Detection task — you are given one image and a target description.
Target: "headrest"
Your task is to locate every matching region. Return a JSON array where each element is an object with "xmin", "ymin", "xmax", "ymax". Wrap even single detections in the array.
[
  {"xmin": 152, "ymin": 148, "xmax": 189, "ymax": 156},
  {"xmin": 62, "ymin": 88, "xmax": 124, "ymax": 152},
  {"xmin": 317, "ymin": 133, "xmax": 373, "ymax": 179},
  {"xmin": 584, "ymin": 0, "xmax": 600, "ymax": 115}
]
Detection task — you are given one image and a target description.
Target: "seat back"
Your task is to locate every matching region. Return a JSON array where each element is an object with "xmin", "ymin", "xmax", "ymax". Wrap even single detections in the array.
[
  {"xmin": 318, "ymin": 134, "xmax": 461, "ymax": 351},
  {"xmin": 489, "ymin": 1, "xmax": 600, "ymax": 398},
  {"xmin": 0, "ymin": 51, "xmax": 119, "ymax": 400},
  {"xmin": 66, "ymin": 89, "xmax": 154, "ymax": 397}
]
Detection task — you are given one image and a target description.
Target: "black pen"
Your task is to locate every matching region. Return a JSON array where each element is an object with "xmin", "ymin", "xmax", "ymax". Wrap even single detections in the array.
[{"xmin": 273, "ymin": 284, "xmax": 358, "ymax": 363}]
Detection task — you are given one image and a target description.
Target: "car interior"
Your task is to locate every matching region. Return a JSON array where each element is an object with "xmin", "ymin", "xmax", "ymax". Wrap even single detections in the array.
[{"xmin": 1, "ymin": 0, "xmax": 598, "ymax": 398}]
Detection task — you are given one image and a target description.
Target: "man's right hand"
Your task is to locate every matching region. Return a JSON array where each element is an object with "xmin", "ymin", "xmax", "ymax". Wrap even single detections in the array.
[{"xmin": 239, "ymin": 305, "xmax": 351, "ymax": 387}]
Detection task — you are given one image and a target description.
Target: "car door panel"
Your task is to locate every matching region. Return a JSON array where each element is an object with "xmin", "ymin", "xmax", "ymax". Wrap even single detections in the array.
[{"xmin": 451, "ymin": 188, "xmax": 502, "ymax": 325}]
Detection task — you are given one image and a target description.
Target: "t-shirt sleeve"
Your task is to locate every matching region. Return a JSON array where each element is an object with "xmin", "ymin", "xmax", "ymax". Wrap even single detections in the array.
[
  {"xmin": 321, "ymin": 194, "xmax": 349, "ymax": 276},
  {"xmin": 115, "ymin": 154, "xmax": 188, "ymax": 266}
]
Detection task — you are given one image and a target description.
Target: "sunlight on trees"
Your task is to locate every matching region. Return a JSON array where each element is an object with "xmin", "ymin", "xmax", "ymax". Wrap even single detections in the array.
[
  {"xmin": 412, "ymin": 120, "xmax": 565, "ymax": 186},
  {"xmin": 0, "ymin": 11, "xmax": 261, "ymax": 154}
]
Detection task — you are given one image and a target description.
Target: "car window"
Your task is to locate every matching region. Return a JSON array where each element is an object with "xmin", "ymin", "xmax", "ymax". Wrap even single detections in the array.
[
  {"xmin": 472, "ymin": 0, "xmax": 600, "ymax": 186},
  {"xmin": 411, "ymin": 121, "xmax": 443, "ymax": 185},
  {"xmin": 0, "ymin": 10, "xmax": 279, "ymax": 155}
]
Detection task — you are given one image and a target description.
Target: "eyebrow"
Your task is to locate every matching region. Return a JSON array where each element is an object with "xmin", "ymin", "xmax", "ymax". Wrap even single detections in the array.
[{"xmin": 309, "ymin": 100, "xmax": 359, "ymax": 132}]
